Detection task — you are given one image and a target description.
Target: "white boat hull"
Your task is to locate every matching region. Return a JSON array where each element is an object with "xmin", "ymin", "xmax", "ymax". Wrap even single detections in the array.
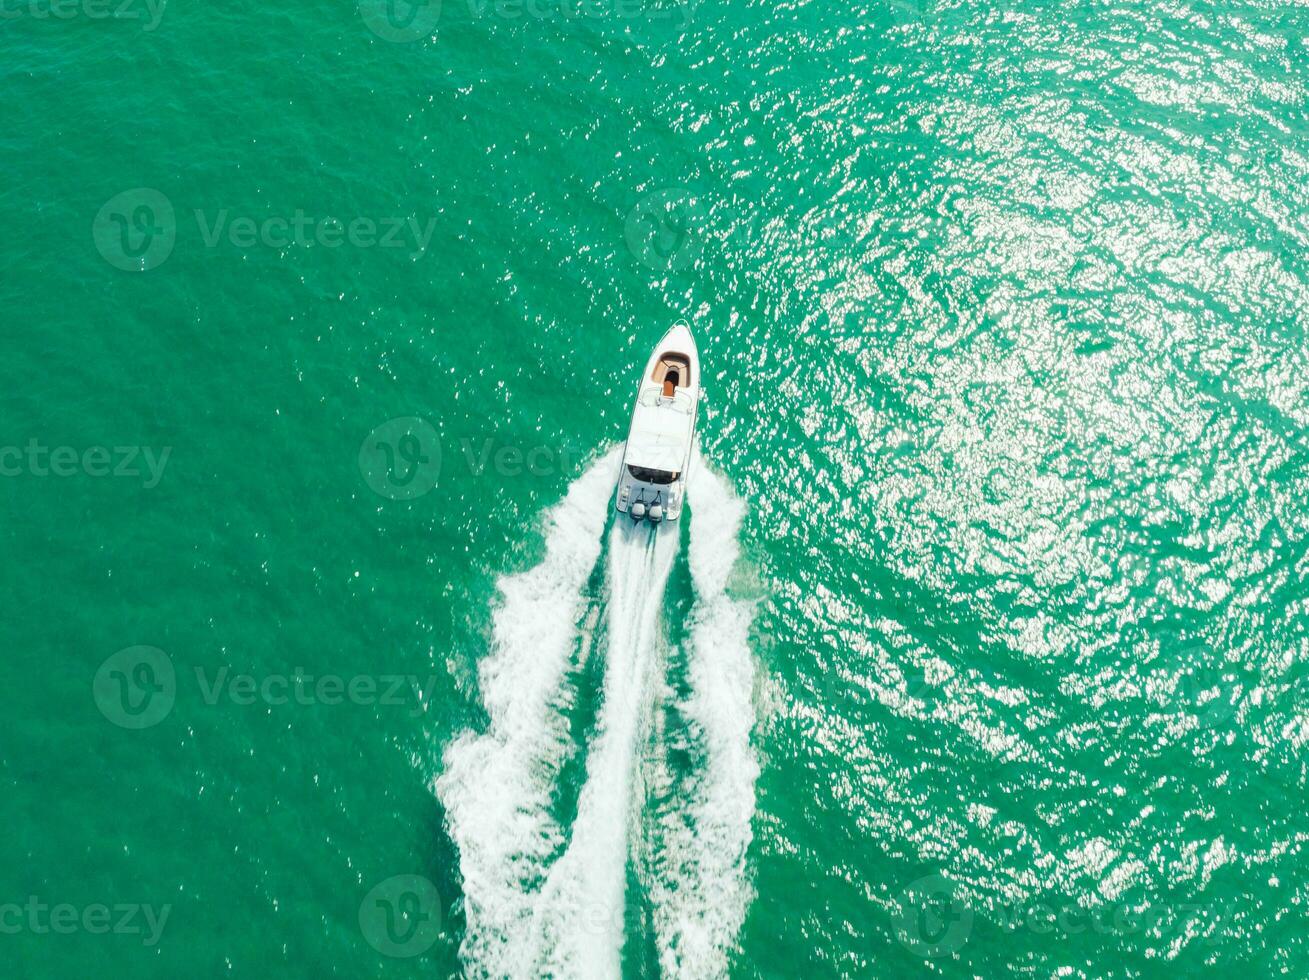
[{"xmin": 615, "ymin": 321, "xmax": 700, "ymax": 523}]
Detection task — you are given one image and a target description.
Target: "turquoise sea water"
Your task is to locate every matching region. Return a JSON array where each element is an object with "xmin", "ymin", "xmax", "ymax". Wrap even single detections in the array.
[{"xmin": 2, "ymin": 0, "xmax": 1308, "ymax": 976}]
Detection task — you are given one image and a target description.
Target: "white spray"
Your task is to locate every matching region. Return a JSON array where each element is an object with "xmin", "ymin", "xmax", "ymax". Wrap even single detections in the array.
[
  {"xmin": 651, "ymin": 457, "xmax": 760, "ymax": 980},
  {"xmin": 437, "ymin": 446, "xmax": 621, "ymax": 979},
  {"xmin": 532, "ymin": 518, "xmax": 679, "ymax": 978},
  {"xmin": 439, "ymin": 448, "xmax": 758, "ymax": 980}
]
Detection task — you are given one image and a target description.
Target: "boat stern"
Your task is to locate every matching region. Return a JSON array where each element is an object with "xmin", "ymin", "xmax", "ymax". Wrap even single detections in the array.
[{"xmin": 615, "ymin": 468, "xmax": 686, "ymax": 524}]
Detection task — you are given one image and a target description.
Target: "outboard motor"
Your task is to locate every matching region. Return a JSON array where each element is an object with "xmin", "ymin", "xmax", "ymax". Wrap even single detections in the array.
[
  {"xmin": 630, "ymin": 500, "xmax": 647, "ymax": 521},
  {"xmin": 647, "ymin": 502, "xmax": 664, "ymax": 523}
]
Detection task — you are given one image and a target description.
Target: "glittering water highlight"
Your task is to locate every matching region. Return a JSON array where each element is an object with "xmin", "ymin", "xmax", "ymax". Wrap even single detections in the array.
[{"xmin": 4, "ymin": 0, "xmax": 1307, "ymax": 975}]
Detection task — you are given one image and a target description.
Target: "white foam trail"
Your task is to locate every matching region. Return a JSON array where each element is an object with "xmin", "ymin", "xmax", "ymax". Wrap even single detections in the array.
[
  {"xmin": 533, "ymin": 518, "xmax": 680, "ymax": 979},
  {"xmin": 652, "ymin": 457, "xmax": 759, "ymax": 979},
  {"xmin": 437, "ymin": 446, "xmax": 621, "ymax": 980}
]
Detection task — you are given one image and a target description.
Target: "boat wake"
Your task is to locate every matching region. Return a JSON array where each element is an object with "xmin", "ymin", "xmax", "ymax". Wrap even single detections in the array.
[
  {"xmin": 437, "ymin": 446, "xmax": 622, "ymax": 979},
  {"xmin": 437, "ymin": 449, "xmax": 758, "ymax": 979},
  {"xmin": 647, "ymin": 463, "xmax": 758, "ymax": 979}
]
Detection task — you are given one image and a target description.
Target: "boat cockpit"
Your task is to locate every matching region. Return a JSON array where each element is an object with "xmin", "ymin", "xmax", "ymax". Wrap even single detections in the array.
[{"xmin": 652, "ymin": 353, "xmax": 692, "ymax": 398}]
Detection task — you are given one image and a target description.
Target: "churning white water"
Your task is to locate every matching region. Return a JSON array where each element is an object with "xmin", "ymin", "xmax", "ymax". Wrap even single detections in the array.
[
  {"xmin": 437, "ymin": 447, "xmax": 621, "ymax": 979},
  {"xmin": 438, "ymin": 449, "xmax": 756, "ymax": 979},
  {"xmin": 650, "ymin": 458, "xmax": 760, "ymax": 979}
]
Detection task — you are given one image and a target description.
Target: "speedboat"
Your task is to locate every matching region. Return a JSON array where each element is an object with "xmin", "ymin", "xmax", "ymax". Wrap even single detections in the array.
[{"xmin": 615, "ymin": 320, "xmax": 701, "ymax": 524}]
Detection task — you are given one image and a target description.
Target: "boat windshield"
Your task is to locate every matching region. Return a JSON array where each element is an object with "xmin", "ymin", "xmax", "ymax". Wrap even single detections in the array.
[
  {"xmin": 638, "ymin": 388, "xmax": 694, "ymax": 413},
  {"xmin": 627, "ymin": 465, "xmax": 679, "ymax": 485}
]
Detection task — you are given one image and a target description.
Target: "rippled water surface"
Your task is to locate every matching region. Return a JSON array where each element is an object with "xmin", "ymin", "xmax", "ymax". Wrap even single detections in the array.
[{"xmin": 2, "ymin": 0, "xmax": 1307, "ymax": 976}]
